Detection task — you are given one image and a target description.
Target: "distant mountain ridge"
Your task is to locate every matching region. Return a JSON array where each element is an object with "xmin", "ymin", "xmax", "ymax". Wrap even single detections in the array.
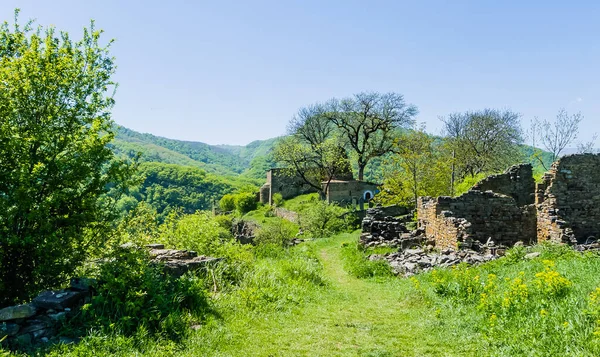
[{"xmin": 110, "ymin": 126, "xmax": 278, "ymax": 180}]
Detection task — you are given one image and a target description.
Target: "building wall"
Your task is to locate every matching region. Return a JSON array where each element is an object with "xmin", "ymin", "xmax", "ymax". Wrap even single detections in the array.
[
  {"xmin": 325, "ymin": 181, "xmax": 378, "ymax": 205},
  {"xmin": 537, "ymin": 154, "xmax": 600, "ymax": 244},
  {"xmin": 265, "ymin": 169, "xmax": 318, "ymax": 204}
]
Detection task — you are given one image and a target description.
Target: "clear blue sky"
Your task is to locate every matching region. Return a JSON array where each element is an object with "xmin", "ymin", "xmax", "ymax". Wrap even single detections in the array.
[{"xmin": 1, "ymin": 1, "xmax": 598, "ymax": 145}]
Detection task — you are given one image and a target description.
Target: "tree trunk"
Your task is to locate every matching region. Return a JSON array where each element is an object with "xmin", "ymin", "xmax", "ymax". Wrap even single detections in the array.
[{"xmin": 358, "ymin": 164, "xmax": 365, "ymax": 181}]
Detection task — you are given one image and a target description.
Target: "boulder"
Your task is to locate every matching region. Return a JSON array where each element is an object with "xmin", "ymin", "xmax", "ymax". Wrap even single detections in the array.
[
  {"xmin": 0, "ymin": 305, "xmax": 37, "ymax": 321},
  {"xmin": 32, "ymin": 290, "xmax": 85, "ymax": 310}
]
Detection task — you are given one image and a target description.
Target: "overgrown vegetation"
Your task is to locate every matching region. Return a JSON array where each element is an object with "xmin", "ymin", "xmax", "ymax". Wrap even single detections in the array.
[{"xmin": 410, "ymin": 244, "xmax": 600, "ymax": 356}]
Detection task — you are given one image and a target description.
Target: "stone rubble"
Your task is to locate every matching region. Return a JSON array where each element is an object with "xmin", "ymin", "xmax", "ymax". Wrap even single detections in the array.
[
  {"xmin": 147, "ymin": 244, "xmax": 222, "ymax": 277},
  {"xmin": 369, "ymin": 247, "xmax": 499, "ymax": 276}
]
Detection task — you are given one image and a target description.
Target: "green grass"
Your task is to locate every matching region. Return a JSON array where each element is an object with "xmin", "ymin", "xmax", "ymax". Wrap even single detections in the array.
[
  {"xmin": 281, "ymin": 193, "xmax": 320, "ymax": 213},
  {"xmin": 28, "ymin": 231, "xmax": 473, "ymax": 356}
]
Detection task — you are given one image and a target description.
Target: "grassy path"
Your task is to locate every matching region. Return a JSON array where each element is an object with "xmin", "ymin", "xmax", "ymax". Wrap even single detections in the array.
[{"xmin": 190, "ymin": 232, "xmax": 475, "ymax": 356}]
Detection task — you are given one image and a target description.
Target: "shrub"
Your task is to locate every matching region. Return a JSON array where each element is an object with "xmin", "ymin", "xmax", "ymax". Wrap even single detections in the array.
[
  {"xmin": 272, "ymin": 193, "xmax": 284, "ymax": 207},
  {"xmin": 254, "ymin": 219, "xmax": 297, "ymax": 247},
  {"xmin": 235, "ymin": 192, "xmax": 258, "ymax": 214},
  {"xmin": 341, "ymin": 243, "xmax": 393, "ymax": 278},
  {"xmin": 76, "ymin": 246, "xmax": 208, "ymax": 340},
  {"xmin": 299, "ymin": 200, "xmax": 349, "ymax": 238},
  {"xmin": 219, "ymin": 194, "xmax": 236, "ymax": 212}
]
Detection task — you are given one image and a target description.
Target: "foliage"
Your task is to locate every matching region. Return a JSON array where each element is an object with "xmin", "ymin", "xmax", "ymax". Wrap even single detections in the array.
[
  {"xmin": 121, "ymin": 162, "xmax": 241, "ymax": 221},
  {"xmin": 441, "ymin": 109, "xmax": 524, "ymax": 179},
  {"xmin": 323, "ymin": 92, "xmax": 418, "ymax": 180},
  {"xmin": 378, "ymin": 125, "xmax": 452, "ymax": 206},
  {"xmin": 0, "ymin": 12, "xmax": 135, "ymax": 305},
  {"xmin": 299, "ymin": 200, "xmax": 351, "ymax": 238},
  {"xmin": 157, "ymin": 211, "xmax": 253, "ymax": 288},
  {"xmin": 112, "ymin": 126, "xmax": 279, "ymax": 179},
  {"xmin": 234, "ymin": 192, "xmax": 258, "ymax": 214},
  {"xmin": 413, "ymin": 243, "xmax": 600, "ymax": 355},
  {"xmin": 219, "ymin": 193, "xmax": 236, "ymax": 212},
  {"xmin": 272, "ymin": 193, "xmax": 284, "ymax": 207},
  {"xmin": 74, "ymin": 246, "xmax": 208, "ymax": 340},
  {"xmin": 254, "ymin": 218, "xmax": 297, "ymax": 248},
  {"xmin": 341, "ymin": 242, "xmax": 393, "ymax": 278}
]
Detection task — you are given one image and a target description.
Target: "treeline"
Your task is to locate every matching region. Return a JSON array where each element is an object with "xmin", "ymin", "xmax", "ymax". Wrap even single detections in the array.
[
  {"xmin": 274, "ymin": 93, "xmax": 589, "ymax": 207},
  {"xmin": 116, "ymin": 162, "xmax": 259, "ymax": 221}
]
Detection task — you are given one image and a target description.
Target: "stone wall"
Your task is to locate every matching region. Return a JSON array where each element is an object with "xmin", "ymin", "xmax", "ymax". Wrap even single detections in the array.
[
  {"xmin": 260, "ymin": 169, "xmax": 318, "ymax": 205},
  {"xmin": 417, "ymin": 192, "xmax": 537, "ymax": 249},
  {"xmin": 417, "ymin": 164, "xmax": 538, "ymax": 250},
  {"xmin": 471, "ymin": 164, "xmax": 535, "ymax": 206},
  {"xmin": 537, "ymin": 154, "xmax": 600, "ymax": 244}
]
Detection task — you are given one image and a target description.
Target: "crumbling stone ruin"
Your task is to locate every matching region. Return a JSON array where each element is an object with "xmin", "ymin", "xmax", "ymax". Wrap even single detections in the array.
[
  {"xmin": 259, "ymin": 168, "xmax": 321, "ymax": 205},
  {"xmin": 418, "ymin": 164, "xmax": 537, "ymax": 250},
  {"xmin": 537, "ymin": 154, "xmax": 600, "ymax": 244},
  {"xmin": 361, "ymin": 154, "xmax": 600, "ymax": 275}
]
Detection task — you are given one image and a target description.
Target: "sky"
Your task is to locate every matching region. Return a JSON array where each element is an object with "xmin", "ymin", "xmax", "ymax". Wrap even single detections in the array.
[{"xmin": 1, "ymin": 1, "xmax": 598, "ymax": 145}]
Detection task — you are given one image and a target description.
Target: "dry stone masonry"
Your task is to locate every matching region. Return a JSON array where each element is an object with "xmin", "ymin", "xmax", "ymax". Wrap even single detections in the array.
[
  {"xmin": 361, "ymin": 154, "xmax": 600, "ymax": 275},
  {"xmin": 537, "ymin": 154, "xmax": 600, "ymax": 244}
]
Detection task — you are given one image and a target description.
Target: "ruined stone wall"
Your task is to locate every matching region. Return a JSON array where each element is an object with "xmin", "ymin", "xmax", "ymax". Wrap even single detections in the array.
[
  {"xmin": 537, "ymin": 154, "xmax": 600, "ymax": 244},
  {"xmin": 418, "ymin": 192, "xmax": 537, "ymax": 250},
  {"xmin": 471, "ymin": 164, "xmax": 535, "ymax": 206},
  {"xmin": 266, "ymin": 169, "xmax": 317, "ymax": 204}
]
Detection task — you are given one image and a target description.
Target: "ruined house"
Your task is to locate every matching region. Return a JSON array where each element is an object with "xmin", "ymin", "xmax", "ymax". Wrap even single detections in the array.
[
  {"xmin": 416, "ymin": 154, "xmax": 600, "ymax": 249},
  {"xmin": 259, "ymin": 168, "xmax": 377, "ymax": 206}
]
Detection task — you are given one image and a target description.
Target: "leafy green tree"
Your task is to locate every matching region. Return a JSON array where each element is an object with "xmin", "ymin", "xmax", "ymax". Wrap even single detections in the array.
[
  {"xmin": 274, "ymin": 105, "xmax": 353, "ymax": 198},
  {"xmin": 323, "ymin": 92, "xmax": 418, "ymax": 180},
  {"xmin": 235, "ymin": 192, "xmax": 258, "ymax": 214},
  {"xmin": 219, "ymin": 194, "xmax": 236, "ymax": 212},
  {"xmin": 299, "ymin": 201, "xmax": 349, "ymax": 238},
  {"xmin": 378, "ymin": 125, "xmax": 451, "ymax": 206},
  {"xmin": 441, "ymin": 109, "xmax": 524, "ymax": 180},
  {"xmin": 0, "ymin": 12, "xmax": 132, "ymax": 304}
]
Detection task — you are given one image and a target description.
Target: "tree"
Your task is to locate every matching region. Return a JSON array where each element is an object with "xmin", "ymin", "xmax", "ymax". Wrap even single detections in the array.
[
  {"xmin": 378, "ymin": 125, "xmax": 452, "ymax": 206},
  {"xmin": 441, "ymin": 109, "xmax": 524, "ymax": 180},
  {"xmin": 323, "ymin": 92, "xmax": 418, "ymax": 180},
  {"xmin": 273, "ymin": 106, "xmax": 352, "ymax": 198},
  {"xmin": 0, "ymin": 12, "xmax": 132, "ymax": 305},
  {"xmin": 531, "ymin": 109, "xmax": 583, "ymax": 169}
]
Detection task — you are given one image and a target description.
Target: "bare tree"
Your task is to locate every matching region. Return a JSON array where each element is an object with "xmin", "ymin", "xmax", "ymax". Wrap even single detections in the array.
[
  {"xmin": 577, "ymin": 133, "xmax": 598, "ymax": 154},
  {"xmin": 536, "ymin": 109, "xmax": 583, "ymax": 168},
  {"xmin": 323, "ymin": 92, "xmax": 418, "ymax": 180}
]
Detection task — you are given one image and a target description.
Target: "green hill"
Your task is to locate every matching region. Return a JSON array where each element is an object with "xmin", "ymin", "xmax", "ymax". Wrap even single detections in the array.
[{"xmin": 110, "ymin": 126, "xmax": 278, "ymax": 180}]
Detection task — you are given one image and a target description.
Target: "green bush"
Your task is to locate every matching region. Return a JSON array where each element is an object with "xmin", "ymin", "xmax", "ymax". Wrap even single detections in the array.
[
  {"xmin": 299, "ymin": 200, "xmax": 349, "ymax": 238},
  {"xmin": 76, "ymin": 246, "xmax": 208, "ymax": 340},
  {"xmin": 341, "ymin": 243, "xmax": 393, "ymax": 278},
  {"xmin": 235, "ymin": 192, "xmax": 258, "ymax": 214},
  {"xmin": 272, "ymin": 193, "xmax": 284, "ymax": 207},
  {"xmin": 157, "ymin": 211, "xmax": 254, "ymax": 288},
  {"xmin": 254, "ymin": 219, "xmax": 297, "ymax": 248},
  {"xmin": 219, "ymin": 194, "xmax": 236, "ymax": 212}
]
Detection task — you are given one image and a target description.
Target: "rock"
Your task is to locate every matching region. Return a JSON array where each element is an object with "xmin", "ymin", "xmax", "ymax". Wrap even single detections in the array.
[
  {"xmin": 32, "ymin": 290, "xmax": 85, "ymax": 310},
  {"xmin": 70, "ymin": 278, "xmax": 97, "ymax": 292},
  {"xmin": 146, "ymin": 243, "xmax": 165, "ymax": 249},
  {"xmin": 0, "ymin": 323, "xmax": 20, "ymax": 337},
  {"xmin": 525, "ymin": 252, "xmax": 541, "ymax": 259},
  {"xmin": 48, "ymin": 312, "xmax": 67, "ymax": 322},
  {"xmin": 40, "ymin": 337, "xmax": 49, "ymax": 343},
  {"xmin": 14, "ymin": 333, "xmax": 31, "ymax": 345},
  {"xmin": 190, "ymin": 324, "xmax": 202, "ymax": 331},
  {"xmin": 0, "ymin": 305, "xmax": 37, "ymax": 321}
]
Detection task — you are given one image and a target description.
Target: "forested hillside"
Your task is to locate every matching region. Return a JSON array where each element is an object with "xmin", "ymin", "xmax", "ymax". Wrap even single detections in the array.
[{"xmin": 110, "ymin": 126, "xmax": 278, "ymax": 179}]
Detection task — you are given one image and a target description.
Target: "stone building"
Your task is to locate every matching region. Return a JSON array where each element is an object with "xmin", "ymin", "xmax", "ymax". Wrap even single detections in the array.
[
  {"xmin": 259, "ymin": 168, "xmax": 317, "ymax": 205},
  {"xmin": 322, "ymin": 180, "xmax": 379, "ymax": 208}
]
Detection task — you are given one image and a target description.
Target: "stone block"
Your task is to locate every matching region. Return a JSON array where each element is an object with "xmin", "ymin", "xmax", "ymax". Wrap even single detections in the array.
[
  {"xmin": 0, "ymin": 305, "xmax": 37, "ymax": 321},
  {"xmin": 32, "ymin": 290, "xmax": 85, "ymax": 310}
]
